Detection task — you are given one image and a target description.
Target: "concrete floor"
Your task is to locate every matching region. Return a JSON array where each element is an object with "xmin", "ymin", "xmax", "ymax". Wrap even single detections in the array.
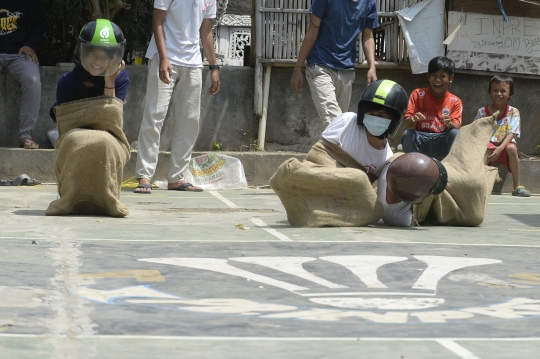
[{"xmin": 1, "ymin": 185, "xmax": 540, "ymax": 358}]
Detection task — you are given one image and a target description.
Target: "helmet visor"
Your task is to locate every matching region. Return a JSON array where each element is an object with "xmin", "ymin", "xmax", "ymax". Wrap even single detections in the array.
[{"xmin": 80, "ymin": 42, "xmax": 125, "ymax": 77}]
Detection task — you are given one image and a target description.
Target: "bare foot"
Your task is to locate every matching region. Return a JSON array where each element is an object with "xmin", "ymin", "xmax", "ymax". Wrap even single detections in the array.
[
  {"xmin": 168, "ymin": 179, "xmax": 203, "ymax": 192},
  {"xmin": 134, "ymin": 178, "xmax": 152, "ymax": 193}
]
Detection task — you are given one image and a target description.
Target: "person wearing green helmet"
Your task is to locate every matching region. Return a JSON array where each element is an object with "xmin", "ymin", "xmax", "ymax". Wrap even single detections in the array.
[
  {"xmin": 49, "ymin": 19, "xmax": 129, "ymax": 122},
  {"xmin": 45, "ymin": 19, "xmax": 131, "ymax": 217}
]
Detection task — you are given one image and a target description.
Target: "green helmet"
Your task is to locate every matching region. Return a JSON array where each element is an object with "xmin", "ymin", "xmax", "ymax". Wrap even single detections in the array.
[
  {"xmin": 357, "ymin": 80, "xmax": 409, "ymax": 138},
  {"xmin": 78, "ymin": 19, "xmax": 126, "ymax": 76}
]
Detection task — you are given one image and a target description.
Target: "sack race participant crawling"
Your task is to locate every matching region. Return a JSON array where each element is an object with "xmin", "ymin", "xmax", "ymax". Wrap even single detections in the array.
[
  {"xmin": 271, "ymin": 80, "xmax": 499, "ymax": 227},
  {"xmin": 46, "ymin": 19, "xmax": 130, "ymax": 217},
  {"xmin": 271, "ymin": 80, "xmax": 409, "ymax": 227}
]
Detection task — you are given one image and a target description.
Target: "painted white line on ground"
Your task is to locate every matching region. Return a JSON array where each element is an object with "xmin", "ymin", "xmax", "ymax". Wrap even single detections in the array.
[
  {"xmin": 301, "ymin": 291, "xmax": 435, "ymax": 297},
  {"xmin": 208, "ymin": 192, "xmax": 293, "ymax": 258},
  {"xmin": 26, "ymin": 239, "xmax": 540, "ymax": 248},
  {"xmin": 4, "ymin": 237, "xmax": 540, "ymax": 246},
  {"xmin": 209, "ymin": 191, "xmax": 238, "ymax": 208},
  {"xmin": 250, "ymin": 218, "xmax": 292, "ymax": 242},
  {"xmin": 0, "ymin": 334, "xmax": 540, "ymax": 341},
  {"xmin": 437, "ymin": 339, "xmax": 482, "ymax": 359}
]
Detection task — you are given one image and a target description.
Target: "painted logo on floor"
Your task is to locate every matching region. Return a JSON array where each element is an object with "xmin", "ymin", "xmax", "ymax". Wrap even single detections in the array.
[{"xmin": 75, "ymin": 255, "xmax": 540, "ymax": 324}]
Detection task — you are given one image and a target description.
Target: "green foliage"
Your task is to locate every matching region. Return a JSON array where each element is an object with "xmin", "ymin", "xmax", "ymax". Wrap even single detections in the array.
[
  {"xmin": 38, "ymin": 0, "xmax": 154, "ymax": 66},
  {"xmin": 113, "ymin": 0, "xmax": 154, "ymax": 61},
  {"xmin": 212, "ymin": 141, "xmax": 223, "ymax": 151},
  {"xmin": 238, "ymin": 128, "xmax": 262, "ymax": 151}
]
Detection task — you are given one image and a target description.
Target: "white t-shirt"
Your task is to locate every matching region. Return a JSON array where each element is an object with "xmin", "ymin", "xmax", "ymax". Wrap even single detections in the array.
[
  {"xmin": 377, "ymin": 165, "xmax": 413, "ymax": 227},
  {"xmin": 146, "ymin": 0, "xmax": 217, "ymax": 67},
  {"xmin": 322, "ymin": 112, "xmax": 393, "ymax": 175}
]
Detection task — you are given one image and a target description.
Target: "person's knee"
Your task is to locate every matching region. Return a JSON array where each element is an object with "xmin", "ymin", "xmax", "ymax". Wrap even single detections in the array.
[
  {"xmin": 19, "ymin": 73, "xmax": 41, "ymax": 90},
  {"xmin": 401, "ymin": 129, "xmax": 418, "ymax": 153},
  {"xmin": 401, "ymin": 129, "xmax": 415, "ymax": 144},
  {"xmin": 448, "ymin": 128, "xmax": 459, "ymax": 142},
  {"xmin": 506, "ymin": 143, "xmax": 519, "ymax": 157}
]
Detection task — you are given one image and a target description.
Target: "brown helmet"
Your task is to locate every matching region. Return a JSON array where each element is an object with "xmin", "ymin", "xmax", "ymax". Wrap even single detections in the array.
[{"xmin": 387, "ymin": 153, "xmax": 448, "ymax": 204}]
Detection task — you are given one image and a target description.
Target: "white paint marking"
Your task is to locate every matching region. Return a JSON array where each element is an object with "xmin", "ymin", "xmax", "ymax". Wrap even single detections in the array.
[
  {"xmin": 302, "ymin": 292, "xmax": 435, "ymax": 297},
  {"xmin": 0, "ymin": 334, "xmax": 539, "ymax": 341},
  {"xmin": 250, "ymin": 218, "xmax": 292, "ymax": 241},
  {"xmin": 209, "ymin": 191, "xmax": 238, "ymax": 208},
  {"xmin": 230, "ymin": 257, "xmax": 347, "ymax": 289},
  {"xmin": 309, "ymin": 297, "xmax": 444, "ymax": 310},
  {"xmin": 412, "ymin": 256, "xmax": 502, "ymax": 290},
  {"xmin": 321, "ymin": 256, "xmax": 408, "ymax": 288},
  {"xmin": 138, "ymin": 258, "xmax": 308, "ymax": 291},
  {"xmin": 437, "ymin": 339, "xmax": 482, "ymax": 359},
  {"xmin": 11, "ymin": 236, "xmax": 540, "ymax": 246},
  {"xmin": 74, "ymin": 286, "xmax": 180, "ymax": 304}
]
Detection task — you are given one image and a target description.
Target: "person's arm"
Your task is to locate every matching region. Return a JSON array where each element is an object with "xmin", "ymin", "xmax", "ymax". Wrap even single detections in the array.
[
  {"xmin": 404, "ymin": 112, "xmax": 425, "ymax": 129},
  {"xmin": 403, "ymin": 91, "xmax": 419, "ymax": 129},
  {"xmin": 443, "ymin": 99, "xmax": 463, "ymax": 130},
  {"xmin": 19, "ymin": 0, "xmax": 45, "ymax": 63},
  {"xmin": 113, "ymin": 70, "xmax": 130, "ymax": 101},
  {"xmin": 55, "ymin": 74, "xmax": 71, "ymax": 106},
  {"xmin": 200, "ymin": 18, "xmax": 220, "ymax": 96},
  {"xmin": 488, "ymin": 133, "xmax": 514, "ymax": 162},
  {"xmin": 152, "ymin": 8, "xmax": 172, "ymax": 84},
  {"xmin": 291, "ymin": 14, "xmax": 321, "ymax": 95},
  {"xmin": 361, "ymin": 28, "xmax": 377, "ymax": 84},
  {"xmin": 104, "ymin": 61, "xmax": 126, "ymax": 98}
]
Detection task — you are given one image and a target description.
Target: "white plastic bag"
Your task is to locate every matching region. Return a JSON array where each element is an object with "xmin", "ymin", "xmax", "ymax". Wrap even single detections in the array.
[
  {"xmin": 47, "ymin": 128, "xmax": 59, "ymax": 147},
  {"xmin": 184, "ymin": 153, "xmax": 248, "ymax": 190}
]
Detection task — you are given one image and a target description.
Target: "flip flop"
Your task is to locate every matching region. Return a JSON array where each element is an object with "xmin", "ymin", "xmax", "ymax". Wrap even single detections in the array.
[
  {"xmin": 19, "ymin": 138, "xmax": 39, "ymax": 149},
  {"xmin": 168, "ymin": 182, "xmax": 203, "ymax": 192},
  {"xmin": 134, "ymin": 183, "xmax": 152, "ymax": 194},
  {"xmin": 0, "ymin": 174, "xmax": 41, "ymax": 186}
]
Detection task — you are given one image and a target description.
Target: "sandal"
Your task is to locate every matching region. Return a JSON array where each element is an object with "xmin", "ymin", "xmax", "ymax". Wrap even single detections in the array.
[
  {"xmin": 134, "ymin": 183, "xmax": 152, "ymax": 194},
  {"xmin": 0, "ymin": 174, "xmax": 41, "ymax": 186},
  {"xmin": 168, "ymin": 182, "xmax": 203, "ymax": 192},
  {"xmin": 19, "ymin": 138, "xmax": 39, "ymax": 149}
]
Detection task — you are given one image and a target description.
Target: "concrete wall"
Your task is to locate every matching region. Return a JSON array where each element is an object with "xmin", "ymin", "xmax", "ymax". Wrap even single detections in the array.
[
  {"xmin": 262, "ymin": 67, "xmax": 540, "ymax": 155},
  {"xmin": 0, "ymin": 65, "xmax": 258, "ymax": 152},
  {"xmin": 1, "ymin": 65, "xmax": 539, "ymax": 155}
]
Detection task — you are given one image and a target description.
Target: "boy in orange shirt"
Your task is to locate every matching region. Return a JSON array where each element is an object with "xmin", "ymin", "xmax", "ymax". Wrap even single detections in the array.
[{"xmin": 401, "ymin": 56, "xmax": 462, "ymax": 160}]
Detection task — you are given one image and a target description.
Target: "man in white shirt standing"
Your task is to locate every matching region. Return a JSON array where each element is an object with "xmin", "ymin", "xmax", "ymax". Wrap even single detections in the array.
[{"xmin": 135, "ymin": 0, "xmax": 220, "ymax": 194}]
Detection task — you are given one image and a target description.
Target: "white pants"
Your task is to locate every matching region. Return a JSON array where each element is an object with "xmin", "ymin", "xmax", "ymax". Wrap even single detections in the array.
[
  {"xmin": 306, "ymin": 64, "xmax": 355, "ymax": 128},
  {"xmin": 136, "ymin": 55, "xmax": 202, "ymax": 182}
]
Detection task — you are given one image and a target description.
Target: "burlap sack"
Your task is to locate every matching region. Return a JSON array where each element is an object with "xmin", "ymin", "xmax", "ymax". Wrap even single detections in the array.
[
  {"xmin": 46, "ymin": 96, "xmax": 130, "ymax": 217},
  {"xmin": 413, "ymin": 114, "xmax": 499, "ymax": 226},
  {"xmin": 270, "ymin": 140, "xmax": 383, "ymax": 227}
]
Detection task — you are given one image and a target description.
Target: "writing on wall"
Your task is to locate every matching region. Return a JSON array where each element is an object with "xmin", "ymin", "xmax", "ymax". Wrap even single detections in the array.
[{"xmin": 447, "ymin": 11, "xmax": 540, "ymax": 57}]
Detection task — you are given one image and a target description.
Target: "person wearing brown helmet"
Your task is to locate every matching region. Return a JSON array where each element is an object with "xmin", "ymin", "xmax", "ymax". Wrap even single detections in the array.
[{"xmin": 376, "ymin": 152, "xmax": 447, "ymax": 227}]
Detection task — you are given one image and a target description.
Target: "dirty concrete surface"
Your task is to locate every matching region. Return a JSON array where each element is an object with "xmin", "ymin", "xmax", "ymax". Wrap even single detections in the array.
[{"xmin": 1, "ymin": 185, "xmax": 540, "ymax": 358}]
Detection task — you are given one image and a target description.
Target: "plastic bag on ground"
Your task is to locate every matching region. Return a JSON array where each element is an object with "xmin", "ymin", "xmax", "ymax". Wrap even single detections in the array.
[{"xmin": 184, "ymin": 153, "xmax": 248, "ymax": 190}]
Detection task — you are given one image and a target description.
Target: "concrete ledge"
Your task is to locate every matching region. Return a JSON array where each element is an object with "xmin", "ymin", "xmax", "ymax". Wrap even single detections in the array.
[
  {"xmin": 1, "ymin": 147, "xmax": 538, "ymax": 193},
  {"xmin": 0, "ymin": 148, "xmax": 305, "ymax": 187}
]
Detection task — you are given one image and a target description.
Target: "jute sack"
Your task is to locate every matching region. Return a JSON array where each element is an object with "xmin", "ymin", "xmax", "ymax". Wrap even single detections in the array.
[
  {"xmin": 46, "ymin": 96, "xmax": 130, "ymax": 217},
  {"xmin": 270, "ymin": 139, "xmax": 383, "ymax": 227},
  {"xmin": 413, "ymin": 113, "xmax": 498, "ymax": 226}
]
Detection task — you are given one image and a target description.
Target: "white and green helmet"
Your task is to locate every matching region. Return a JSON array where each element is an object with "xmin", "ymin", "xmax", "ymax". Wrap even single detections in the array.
[{"xmin": 79, "ymin": 19, "xmax": 126, "ymax": 76}]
